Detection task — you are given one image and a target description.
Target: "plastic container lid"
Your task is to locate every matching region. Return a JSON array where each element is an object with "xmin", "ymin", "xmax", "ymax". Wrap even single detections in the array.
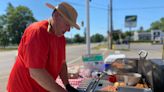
[{"xmin": 104, "ymin": 54, "xmax": 126, "ymax": 64}]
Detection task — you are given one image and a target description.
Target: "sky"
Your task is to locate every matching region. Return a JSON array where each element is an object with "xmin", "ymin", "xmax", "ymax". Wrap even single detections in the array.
[{"xmin": 0, "ymin": 0, "xmax": 164, "ymax": 38}]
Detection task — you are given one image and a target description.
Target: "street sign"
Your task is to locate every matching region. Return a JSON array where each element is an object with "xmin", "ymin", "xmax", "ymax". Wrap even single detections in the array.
[
  {"xmin": 125, "ymin": 15, "xmax": 137, "ymax": 28},
  {"xmin": 82, "ymin": 54, "xmax": 104, "ymax": 72},
  {"xmin": 82, "ymin": 54, "xmax": 103, "ymax": 62}
]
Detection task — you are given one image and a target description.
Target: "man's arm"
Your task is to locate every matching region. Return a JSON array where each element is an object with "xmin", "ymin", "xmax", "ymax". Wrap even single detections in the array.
[
  {"xmin": 59, "ymin": 62, "xmax": 69, "ymax": 86},
  {"xmin": 59, "ymin": 62, "xmax": 79, "ymax": 92},
  {"xmin": 29, "ymin": 68, "xmax": 66, "ymax": 92}
]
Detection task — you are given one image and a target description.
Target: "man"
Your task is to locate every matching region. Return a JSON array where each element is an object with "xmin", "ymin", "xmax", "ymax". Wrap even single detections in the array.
[{"xmin": 7, "ymin": 2, "xmax": 80, "ymax": 92}]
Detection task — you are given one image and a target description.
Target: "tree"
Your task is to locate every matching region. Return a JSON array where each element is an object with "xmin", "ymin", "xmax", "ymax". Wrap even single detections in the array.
[
  {"xmin": 150, "ymin": 17, "xmax": 164, "ymax": 31},
  {"xmin": 66, "ymin": 37, "xmax": 73, "ymax": 44},
  {"xmin": 0, "ymin": 15, "xmax": 9, "ymax": 47},
  {"xmin": 160, "ymin": 18, "xmax": 164, "ymax": 31},
  {"xmin": 0, "ymin": 15, "xmax": 7, "ymax": 29},
  {"xmin": 124, "ymin": 31, "xmax": 133, "ymax": 37},
  {"xmin": 0, "ymin": 31, "xmax": 9, "ymax": 48},
  {"xmin": 5, "ymin": 3, "xmax": 37, "ymax": 44},
  {"xmin": 73, "ymin": 34, "xmax": 85, "ymax": 43},
  {"xmin": 151, "ymin": 21, "xmax": 161, "ymax": 30},
  {"xmin": 146, "ymin": 29, "xmax": 151, "ymax": 32},
  {"xmin": 112, "ymin": 33, "xmax": 119, "ymax": 41},
  {"xmin": 91, "ymin": 33, "xmax": 104, "ymax": 43}
]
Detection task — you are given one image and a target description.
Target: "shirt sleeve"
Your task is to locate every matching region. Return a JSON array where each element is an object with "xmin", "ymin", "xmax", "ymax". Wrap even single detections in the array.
[{"xmin": 24, "ymin": 27, "xmax": 49, "ymax": 68}]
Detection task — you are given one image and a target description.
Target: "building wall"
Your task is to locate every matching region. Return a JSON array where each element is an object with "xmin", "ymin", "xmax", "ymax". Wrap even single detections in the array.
[
  {"xmin": 138, "ymin": 32, "xmax": 151, "ymax": 40},
  {"xmin": 133, "ymin": 31, "xmax": 151, "ymax": 41},
  {"xmin": 133, "ymin": 30, "xmax": 164, "ymax": 43},
  {"xmin": 133, "ymin": 31, "xmax": 139, "ymax": 41}
]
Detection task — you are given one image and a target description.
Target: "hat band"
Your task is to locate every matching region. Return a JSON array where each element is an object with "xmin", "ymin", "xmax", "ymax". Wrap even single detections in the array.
[{"xmin": 57, "ymin": 5, "xmax": 74, "ymax": 23}]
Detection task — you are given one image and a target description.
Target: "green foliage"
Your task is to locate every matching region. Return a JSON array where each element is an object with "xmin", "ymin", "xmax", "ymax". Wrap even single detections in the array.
[
  {"xmin": 66, "ymin": 37, "xmax": 73, "ymax": 44},
  {"xmin": 91, "ymin": 33, "xmax": 104, "ymax": 43},
  {"xmin": 151, "ymin": 21, "xmax": 161, "ymax": 30},
  {"xmin": 124, "ymin": 31, "xmax": 133, "ymax": 37},
  {"xmin": 145, "ymin": 29, "xmax": 151, "ymax": 32},
  {"xmin": 150, "ymin": 17, "xmax": 164, "ymax": 31},
  {"xmin": 73, "ymin": 34, "xmax": 85, "ymax": 43},
  {"xmin": 0, "ymin": 3, "xmax": 37, "ymax": 46},
  {"xmin": 0, "ymin": 15, "xmax": 9, "ymax": 47},
  {"xmin": 112, "ymin": 33, "xmax": 119, "ymax": 41},
  {"xmin": 7, "ymin": 4, "xmax": 37, "ymax": 44},
  {"xmin": 160, "ymin": 18, "xmax": 164, "ymax": 31},
  {"xmin": 0, "ymin": 31, "xmax": 9, "ymax": 48},
  {"xmin": 0, "ymin": 15, "xmax": 7, "ymax": 29}
]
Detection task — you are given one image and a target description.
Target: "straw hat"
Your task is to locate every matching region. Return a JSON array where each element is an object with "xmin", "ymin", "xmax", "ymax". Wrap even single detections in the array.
[{"xmin": 46, "ymin": 2, "xmax": 80, "ymax": 30}]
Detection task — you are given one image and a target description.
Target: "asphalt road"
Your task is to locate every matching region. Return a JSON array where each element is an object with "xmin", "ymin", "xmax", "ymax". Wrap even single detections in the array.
[{"xmin": 125, "ymin": 43, "xmax": 162, "ymax": 59}]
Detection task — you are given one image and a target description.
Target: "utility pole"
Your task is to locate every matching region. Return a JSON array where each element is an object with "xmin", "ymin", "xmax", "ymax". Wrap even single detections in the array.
[
  {"xmin": 109, "ymin": 0, "xmax": 113, "ymax": 49},
  {"xmin": 86, "ymin": 0, "xmax": 91, "ymax": 55},
  {"xmin": 162, "ymin": 38, "xmax": 164, "ymax": 59},
  {"xmin": 107, "ymin": 4, "xmax": 110, "ymax": 49}
]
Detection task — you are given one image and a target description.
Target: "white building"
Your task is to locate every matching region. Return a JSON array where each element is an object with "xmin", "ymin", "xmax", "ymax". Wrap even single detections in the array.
[
  {"xmin": 133, "ymin": 30, "xmax": 164, "ymax": 43},
  {"xmin": 151, "ymin": 30, "xmax": 164, "ymax": 43},
  {"xmin": 133, "ymin": 31, "xmax": 151, "ymax": 41}
]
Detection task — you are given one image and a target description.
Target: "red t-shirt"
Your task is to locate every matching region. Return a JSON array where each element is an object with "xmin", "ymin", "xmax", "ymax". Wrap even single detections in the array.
[{"xmin": 7, "ymin": 20, "xmax": 66, "ymax": 92}]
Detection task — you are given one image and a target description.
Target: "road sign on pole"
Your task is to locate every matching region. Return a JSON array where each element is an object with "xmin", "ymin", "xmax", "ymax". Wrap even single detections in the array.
[
  {"xmin": 125, "ymin": 15, "xmax": 137, "ymax": 28},
  {"xmin": 125, "ymin": 15, "xmax": 137, "ymax": 50},
  {"xmin": 82, "ymin": 54, "xmax": 103, "ymax": 62}
]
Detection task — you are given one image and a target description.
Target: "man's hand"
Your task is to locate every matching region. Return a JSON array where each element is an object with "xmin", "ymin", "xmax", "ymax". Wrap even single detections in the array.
[{"xmin": 66, "ymin": 84, "xmax": 79, "ymax": 92}]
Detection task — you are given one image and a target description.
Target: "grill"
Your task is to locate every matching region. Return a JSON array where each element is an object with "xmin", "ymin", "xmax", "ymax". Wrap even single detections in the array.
[
  {"xmin": 139, "ymin": 59, "xmax": 164, "ymax": 92},
  {"xmin": 77, "ymin": 52, "xmax": 164, "ymax": 92}
]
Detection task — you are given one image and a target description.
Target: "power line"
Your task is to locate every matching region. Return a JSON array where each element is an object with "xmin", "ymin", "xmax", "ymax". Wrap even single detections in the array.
[
  {"xmin": 90, "ymin": 2, "xmax": 107, "ymax": 7},
  {"xmin": 90, "ymin": 5, "xmax": 164, "ymax": 11},
  {"xmin": 51, "ymin": 0, "xmax": 164, "ymax": 11},
  {"xmin": 115, "ymin": 6, "xmax": 164, "ymax": 11}
]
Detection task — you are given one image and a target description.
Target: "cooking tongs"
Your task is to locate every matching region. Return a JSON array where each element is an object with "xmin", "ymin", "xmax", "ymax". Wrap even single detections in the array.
[
  {"xmin": 138, "ymin": 50, "xmax": 148, "ymax": 59},
  {"xmin": 85, "ymin": 71, "xmax": 107, "ymax": 92}
]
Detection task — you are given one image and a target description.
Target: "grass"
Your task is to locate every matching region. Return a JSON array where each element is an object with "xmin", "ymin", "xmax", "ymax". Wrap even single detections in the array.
[
  {"xmin": 114, "ymin": 48, "xmax": 130, "ymax": 51},
  {"xmin": 92, "ymin": 43, "xmax": 108, "ymax": 50},
  {"xmin": 92, "ymin": 43, "xmax": 131, "ymax": 51},
  {"xmin": 66, "ymin": 43, "xmax": 84, "ymax": 46},
  {"xmin": 0, "ymin": 47, "xmax": 18, "ymax": 51}
]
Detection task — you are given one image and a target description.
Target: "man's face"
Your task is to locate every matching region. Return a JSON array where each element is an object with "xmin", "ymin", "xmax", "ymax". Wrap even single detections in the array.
[{"xmin": 52, "ymin": 12, "xmax": 71, "ymax": 37}]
